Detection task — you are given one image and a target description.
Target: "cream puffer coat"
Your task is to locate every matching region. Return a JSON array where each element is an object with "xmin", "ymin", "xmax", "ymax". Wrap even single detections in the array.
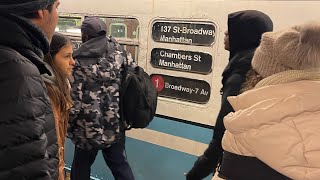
[{"xmin": 222, "ymin": 70, "xmax": 320, "ymax": 180}]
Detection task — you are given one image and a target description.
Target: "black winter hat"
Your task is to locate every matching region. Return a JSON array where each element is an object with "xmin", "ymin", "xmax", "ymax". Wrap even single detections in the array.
[
  {"xmin": 0, "ymin": 0, "xmax": 56, "ymax": 15},
  {"xmin": 81, "ymin": 16, "xmax": 107, "ymax": 37}
]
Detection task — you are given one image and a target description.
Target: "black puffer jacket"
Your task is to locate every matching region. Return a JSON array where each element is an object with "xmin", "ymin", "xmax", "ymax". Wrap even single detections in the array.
[
  {"xmin": 0, "ymin": 14, "xmax": 58, "ymax": 179},
  {"xmin": 186, "ymin": 10, "xmax": 273, "ymax": 180}
]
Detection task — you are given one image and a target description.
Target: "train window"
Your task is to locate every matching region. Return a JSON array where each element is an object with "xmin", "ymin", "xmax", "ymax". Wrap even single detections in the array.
[
  {"xmin": 100, "ymin": 17, "xmax": 139, "ymax": 40},
  {"xmin": 134, "ymin": 26, "xmax": 139, "ymax": 39},
  {"xmin": 110, "ymin": 23, "xmax": 127, "ymax": 38},
  {"xmin": 56, "ymin": 17, "xmax": 81, "ymax": 35},
  {"xmin": 58, "ymin": 16, "xmax": 140, "ymax": 61},
  {"xmin": 101, "ymin": 17, "xmax": 140, "ymax": 61}
]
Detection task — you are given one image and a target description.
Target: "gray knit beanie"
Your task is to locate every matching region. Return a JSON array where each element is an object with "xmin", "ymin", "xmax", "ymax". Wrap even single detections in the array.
[
  {"xmin": 252, "ymin": 22, "xmax": 320, "ymax": 78},
  {"xmin": 0, "ymin": 0, "xmax": 56, "ymax": 15}
]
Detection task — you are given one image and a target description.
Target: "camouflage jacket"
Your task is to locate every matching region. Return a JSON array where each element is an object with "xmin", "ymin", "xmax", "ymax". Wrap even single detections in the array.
[{"xmin": 68, "ymin": 36, "xmax": 126, "ymax": 150}]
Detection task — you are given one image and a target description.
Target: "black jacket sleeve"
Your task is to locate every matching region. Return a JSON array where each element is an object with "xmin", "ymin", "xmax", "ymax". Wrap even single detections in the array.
[
  {"xmin": 187, "ymin": 53, "xmax": 252, "ymax": 180},
  {"xmin": 215, "ymin": 72, "xmax": 246, "ymax": 138},
  {"xmin": 0, "ymin": 49, "xmax": 58, "ymax": 180},
  {"xmin": 186, "ymin": 73, "xmax": 246, "ymax": 180}
]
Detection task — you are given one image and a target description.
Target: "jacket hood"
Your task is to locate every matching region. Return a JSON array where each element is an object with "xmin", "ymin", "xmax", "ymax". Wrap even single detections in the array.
[
  {"xmin": 0, "ymin": 13, "xmax": 49, "ymax": 57},
  {"xmin": 41, "ymin": 63, "xmax": 56, "ymax": 85},
  {"xmin": 228, "ymin": 10, "xmax": 273, "ymax": 56},
  {"xmin": 0, "ymin": 13, "xmax": 50, "ymax": 75},
  {"xmin": 73, "ymin": 36, "xmax": 108, "ymax": 59}
]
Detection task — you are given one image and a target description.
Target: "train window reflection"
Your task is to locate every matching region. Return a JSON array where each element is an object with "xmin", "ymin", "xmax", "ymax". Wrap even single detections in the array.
[
  {"xmin": 110, "ymin": 23, "xmax": 127, "ymax": 37},
  {"xmin": 100, "ymin": 17, "xmax": 139, "ymax": 39},
  {"xmin": 135, "ymin": 26, "xmax": 139, "ymax": 39},
  {"xmin": 56, "ymin": 17, "xmax": 81, "ymax": 35},
  {"xmin": 58, "ymin": 15, "xmax": 140, "ymax": 61}
]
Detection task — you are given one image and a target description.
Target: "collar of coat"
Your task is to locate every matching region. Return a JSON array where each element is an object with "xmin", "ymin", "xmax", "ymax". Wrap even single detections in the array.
[{"xmin": 255, "ymin": 70, "xmax": 320, "ymax": 88}]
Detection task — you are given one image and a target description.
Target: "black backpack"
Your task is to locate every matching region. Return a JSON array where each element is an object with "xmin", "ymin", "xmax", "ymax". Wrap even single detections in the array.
[{"xmin": 120, "ymin": 59, "xmax": 158, "ymax": 130}]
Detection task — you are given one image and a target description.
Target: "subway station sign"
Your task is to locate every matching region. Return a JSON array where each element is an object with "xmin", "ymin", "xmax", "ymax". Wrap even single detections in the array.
[
  {"xmin": 152, "ymin": 21, "xmax": 215, "ymax": 46},
  {"xmin": 150, "ymin": 74, "xmax": 211, "ymax": 104},
  {"xmin": 151, "ymin": 48, "xmax": 212, "ymax": 74}
]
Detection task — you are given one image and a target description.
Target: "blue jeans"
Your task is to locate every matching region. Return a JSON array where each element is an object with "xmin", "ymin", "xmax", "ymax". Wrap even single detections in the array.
[{"xmin": 70, "ymin": 137, "xmax": 135, "ymax": 180}]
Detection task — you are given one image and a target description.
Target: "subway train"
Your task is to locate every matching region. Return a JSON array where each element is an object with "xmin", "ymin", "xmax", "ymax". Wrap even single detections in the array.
[{"xmin": 57, "ymin": 0, "xmax": 320, "ymax": 179}]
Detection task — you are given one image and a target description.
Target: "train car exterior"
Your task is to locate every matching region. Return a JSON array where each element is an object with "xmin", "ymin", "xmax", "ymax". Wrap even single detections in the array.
[{"xmin": 58, "ymin": 0, "xmax": 320, "ymax": 179}]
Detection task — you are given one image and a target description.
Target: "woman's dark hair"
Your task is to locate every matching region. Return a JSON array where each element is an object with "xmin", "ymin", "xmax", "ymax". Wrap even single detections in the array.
[
  {"xmin": 44, "ymin": 32, "xmax": 73, "ymax": 114},
  {"xmin": 240, "ymin": 68, "xmax": 264, "ymax": 93}
]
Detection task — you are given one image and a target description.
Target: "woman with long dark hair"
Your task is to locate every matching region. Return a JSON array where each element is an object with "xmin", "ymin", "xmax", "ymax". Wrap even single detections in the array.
[{"xmin": 43, "ymin": 32, "xmax": 75, "ymax": 180}]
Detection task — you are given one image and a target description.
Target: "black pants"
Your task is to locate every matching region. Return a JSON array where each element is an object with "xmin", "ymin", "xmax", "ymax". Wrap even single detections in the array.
[
  {"xmin": 219, "ymin": 151, "xmax": 291, "ymax": 180},
  {"xmin": 70, "ymin": 137, "xmax": 135, "ymax": 180}
]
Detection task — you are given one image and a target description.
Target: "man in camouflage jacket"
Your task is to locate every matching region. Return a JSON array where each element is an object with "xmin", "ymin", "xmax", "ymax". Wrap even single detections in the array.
[{"xmin": 68, "ymin": 16, "xmax": 135, "ymax": 180}]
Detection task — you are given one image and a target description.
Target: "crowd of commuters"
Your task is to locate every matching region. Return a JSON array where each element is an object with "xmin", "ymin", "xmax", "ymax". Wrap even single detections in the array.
[{"xmin": 0, "ymin": 1, "xmax": 319, "ymax": 180}]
